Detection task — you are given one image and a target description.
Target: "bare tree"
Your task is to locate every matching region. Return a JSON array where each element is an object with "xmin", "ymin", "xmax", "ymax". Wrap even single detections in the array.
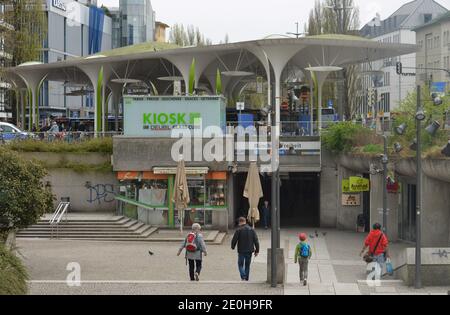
[
  {"xmin": 306, "ymin": 0, "xmax": 361, "ymax": 119},
  {"xmin": 169, "ymin": 23, "xmax": 212, "ymax": 47}
]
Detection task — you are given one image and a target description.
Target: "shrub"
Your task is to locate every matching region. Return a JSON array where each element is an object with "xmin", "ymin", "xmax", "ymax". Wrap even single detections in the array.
[
  {"xmin": 0, "ymin": 244, "xmax": 28, "ymax": 295},
  {"xmin": 322, "ymin": 122, "xmax": 374, "ymax": 153},
  {"xmin": 0, "ymin": 149, "xmax": 54, "ymax": 232}
]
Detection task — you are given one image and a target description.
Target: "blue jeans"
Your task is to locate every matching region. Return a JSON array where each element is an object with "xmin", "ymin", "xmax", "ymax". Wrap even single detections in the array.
[
  {"xmin": 261, "ymin": 209, "xmax": 270, "ymax": 228},
  {"xmin": 238, "ymin": 253, "xmax": 252, "ymax": 280}
]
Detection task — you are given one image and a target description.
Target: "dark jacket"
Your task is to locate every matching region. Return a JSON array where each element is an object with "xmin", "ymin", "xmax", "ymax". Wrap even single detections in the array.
[{"xmin": 231, "ymin": 224, "xmax": 260, "ymax": 254}]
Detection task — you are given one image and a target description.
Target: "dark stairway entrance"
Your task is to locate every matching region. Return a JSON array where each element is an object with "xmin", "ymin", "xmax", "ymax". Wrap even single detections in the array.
[{"xmin": 234, "ymin": 172, "xmax": 320, "ymax": 228}]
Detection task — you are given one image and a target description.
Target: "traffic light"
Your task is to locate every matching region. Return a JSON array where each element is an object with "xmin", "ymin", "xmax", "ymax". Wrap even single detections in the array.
[{"xmin": 396, "ymin": 62, "xmax": 403, "ymax": 75}]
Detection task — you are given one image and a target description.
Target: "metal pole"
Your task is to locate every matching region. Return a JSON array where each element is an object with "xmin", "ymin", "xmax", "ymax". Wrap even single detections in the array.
[
  {"xmin": 276, "ymin": 170, "xmax": 281, "ymax": 248},
  {"xmin": 415, "ymin": 85, "xmax": 422, "ymax": 289},
  {"xmin": 382, "ymin": 135, "xmax": 388, "ymax": 235},
  {"xmin": 271, "ymin": 110, "xmax": 277, "ymax": 288}
]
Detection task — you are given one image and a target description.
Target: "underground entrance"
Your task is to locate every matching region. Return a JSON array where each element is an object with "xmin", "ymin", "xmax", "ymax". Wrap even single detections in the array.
[{"xmin": 233, "ymin": 172, "xmax": 320, "ymax": 228}]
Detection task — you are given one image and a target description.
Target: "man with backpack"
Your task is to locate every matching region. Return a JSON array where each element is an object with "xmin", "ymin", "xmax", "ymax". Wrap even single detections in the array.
[
  {"xmin": 177, "ymin": 223, "xmax": 207, "ymax": 281},
  {"xmin": 294, "ymin": 233, "xmax": 312, "ymax": 286},
  {"xmin": 231, "ymin": 217, "xmax": 260, "ymax": 281}
]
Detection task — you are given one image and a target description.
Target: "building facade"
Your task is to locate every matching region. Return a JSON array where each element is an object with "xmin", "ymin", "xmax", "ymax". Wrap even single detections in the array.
[
  {"xmin": 111, "ymin": 0, "xmax": 155, "ymax": 49},
  {"xmin": 0, "ymin": 2, "xmax": 13, "ymax": 121},
  {"xmin": 41, "ymin": 0, "xmax": 112, "ymax": 121},
  {"xmin": 358, "ymin": 0, "xmax": 447, "ymax": 119},
  {"xmin": 414, "ymin": 12, "xmax": 450, "ymax": 91}
]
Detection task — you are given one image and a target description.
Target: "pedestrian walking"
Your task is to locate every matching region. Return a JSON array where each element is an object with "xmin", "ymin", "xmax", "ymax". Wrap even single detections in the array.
[
  {"xmin": 231, "ymin": 217, "xmax": 260, "ymax": 281},
  {"xmin": 177, "ymin": 223, "xmax": 207, "ymax": 281},
  {"xmin": 260, "ymin": 201, "xmax": 270, "ymax": 229},
  {"xmin": 294, "ymin": 233, "xmax": 312, "ymax": 286},
  {"xmin": 360, "ymin": 223, "xmax": 390, "ymax": 278}
]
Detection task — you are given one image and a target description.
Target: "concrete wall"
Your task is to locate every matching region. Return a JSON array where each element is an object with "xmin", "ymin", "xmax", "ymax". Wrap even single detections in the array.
[
  {"xmin": 336, "ymin": 165, "xmax": 365, "ymax": 230},
  {"xmin": 46, "ymin": 168, "xmax": 118, "ymax": 212},
  {"xmin": 19, "ymin": 152, "xmax": 118, "ymax": 213},
  {"xmin": 369, "ymin": 173, "xmax": 399, "ymax": 242},
  {"xmin": 320, "ymin": 150, "xmax": 338, "ymax": 227},
  {"xmin": 422, "ymin": 175, "xmax": 450, "ymax": 247}
]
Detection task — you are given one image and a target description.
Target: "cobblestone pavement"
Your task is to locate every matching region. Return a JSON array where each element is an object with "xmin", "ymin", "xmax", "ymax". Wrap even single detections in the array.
[{"xmin": 17, "ymin": 228, "xmax": 450, "ymax": 295}]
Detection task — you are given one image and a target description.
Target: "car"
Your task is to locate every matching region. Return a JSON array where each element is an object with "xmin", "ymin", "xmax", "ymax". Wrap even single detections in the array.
[{"xmin": 0, "ymin": 122, "xmax": 34, "ymax": 143}]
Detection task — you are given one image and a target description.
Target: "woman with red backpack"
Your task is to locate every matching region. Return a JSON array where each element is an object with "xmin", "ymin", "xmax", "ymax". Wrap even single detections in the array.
[{"xmin": 177, "ymin": 223, "xmax": 208, "ymax": 281}]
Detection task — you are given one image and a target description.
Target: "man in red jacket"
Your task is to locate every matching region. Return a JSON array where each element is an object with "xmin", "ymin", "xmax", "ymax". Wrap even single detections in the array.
[{"xmin": 360, "ymin": 223, "xmax": 390, "ymax": 267}]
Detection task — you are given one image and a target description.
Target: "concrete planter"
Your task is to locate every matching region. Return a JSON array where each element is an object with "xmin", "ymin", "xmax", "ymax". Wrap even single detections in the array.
[
  {"xmin": 339, "ymin": 154, "xmax": 375, "ymax": 173},
  {"xmin": 19, "ymin": 152, "xmax": 111, "ymax": 167},
  {"xmin": 395, "ymin": 158, "xmax": 450, "ymax": 183}
]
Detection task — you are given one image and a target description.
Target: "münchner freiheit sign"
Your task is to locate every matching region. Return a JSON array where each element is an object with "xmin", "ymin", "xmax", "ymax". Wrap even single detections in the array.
[{"xmin": 123, "ymin": 96, "xmax": 226, "ymax": 137}]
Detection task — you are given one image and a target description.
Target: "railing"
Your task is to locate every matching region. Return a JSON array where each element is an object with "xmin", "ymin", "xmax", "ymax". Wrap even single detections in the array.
[{"xmin": 49, "ymin": 202, "xmax": 70, "ymax": 239}]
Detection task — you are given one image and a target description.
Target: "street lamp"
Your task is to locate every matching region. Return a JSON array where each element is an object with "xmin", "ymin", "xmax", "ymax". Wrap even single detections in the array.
[
  {"xmin": 287, "ymin": 22, "xmax": 308, "ymax": 38},
  {"xmin": 442, "ymin": 141, "xmax": 450, "ymax": 157},
  {"xmin": 305, "ymin": 66, "xmax": 343, "ymax": 135},
  {"xmin": 395, "ymin": 123, "xmax": 407, "ymax": 136}
]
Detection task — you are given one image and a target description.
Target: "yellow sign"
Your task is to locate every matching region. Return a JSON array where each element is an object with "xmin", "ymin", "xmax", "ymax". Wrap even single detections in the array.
[
  {"xmin": 349, "ymin": 177, "xmax": 370, "ymax": 192},
  {"xmin": 342, "ymin": 179, "xmax": 350, "ymax": 193}
]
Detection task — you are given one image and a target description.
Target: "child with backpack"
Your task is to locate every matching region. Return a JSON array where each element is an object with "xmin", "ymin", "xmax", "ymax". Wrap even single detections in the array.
[
  {"xmin": 294, "ymin": 233, "xmax": 312, "ymax": 286},
  {"xmin": 177, "ymin": 223, "xmax": 207, "ymax": 281}
]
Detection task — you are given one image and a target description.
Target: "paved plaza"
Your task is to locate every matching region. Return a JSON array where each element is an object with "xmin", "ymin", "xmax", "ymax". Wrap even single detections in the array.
[{"xmin": 17, "ymin": 228, "xmax": 450, "ymax": 295}]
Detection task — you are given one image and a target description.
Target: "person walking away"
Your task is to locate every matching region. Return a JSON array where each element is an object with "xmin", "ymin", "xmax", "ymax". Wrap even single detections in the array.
[
  {"xmin": 48, "ymin": 121, "xmax": 59, "ymax": 141},
  {"xmin": 295, "ymin": 233, "xmax": 312, "ymax": 286},
  {"xmin": 360, "ymin": 223, "xmax": 389, "ymax": 278},
  {"xmin": 260, "ymin": 201, "xmax": 270, "ymax": 229},
  {"xmin": 177, "ymin": 223, "xmax": 207, "ymax": 281},
  {"xmin": 231, "ymin": 217, "xmax": 260, "ymax": 281}
]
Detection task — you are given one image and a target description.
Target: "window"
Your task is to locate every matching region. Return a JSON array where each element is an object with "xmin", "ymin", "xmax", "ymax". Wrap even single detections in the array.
[
  {"xmin": 0, "ymin": 125, "xmax": 14, "ymax": 133},
  {"xmin": 424, "ymin": 14, "xmax": 433, "ymax": 24}
]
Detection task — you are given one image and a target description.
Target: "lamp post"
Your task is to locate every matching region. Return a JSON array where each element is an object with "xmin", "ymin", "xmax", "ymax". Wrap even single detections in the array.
[
  {"xmin": 415, "ymin": 85, "xmax": 423, "ymax": 289},
  {"xmin": 381, "ymin": 135, "xmax": 388, "ymax": 235}
]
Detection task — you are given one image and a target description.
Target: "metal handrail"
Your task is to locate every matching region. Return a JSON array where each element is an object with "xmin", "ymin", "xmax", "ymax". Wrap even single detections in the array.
[{"xmin": 50, "ymin": 202, "xmax": 70, "ymax": 239}]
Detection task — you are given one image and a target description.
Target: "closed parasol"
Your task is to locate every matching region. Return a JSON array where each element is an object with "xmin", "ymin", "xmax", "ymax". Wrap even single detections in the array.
[
  {"xmin": 244, "ymin": 162, "xmax": 263, "ymax": 228},
  {"xmin": 173, "ymin": 158, "xmax": 190, "ymax": 233}
]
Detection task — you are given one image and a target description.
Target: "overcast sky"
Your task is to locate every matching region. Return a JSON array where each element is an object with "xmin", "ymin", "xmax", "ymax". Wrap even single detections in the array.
[{"xmin": 97, "ymin": 0, "xmax": 450, "ymax": 43}]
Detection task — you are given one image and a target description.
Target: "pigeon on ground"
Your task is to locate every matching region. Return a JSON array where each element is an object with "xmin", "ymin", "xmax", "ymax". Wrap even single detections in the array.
[
  {"xmin": 148, "ymin": 250, "xmax": 154, "ymax": 256},
  {"xmin": 309, "ymin": 235, "xmax": 315, "ymax": 239},
  {"xmin": 322, "ymin": 232, "xmax": 327, "ymax": 237},
  {"xmin": 315, "ymin": 230, "xmax": 319, "ymax": 237}
]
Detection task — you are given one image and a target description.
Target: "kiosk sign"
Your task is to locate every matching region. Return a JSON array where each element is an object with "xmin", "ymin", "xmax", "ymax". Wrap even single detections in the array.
[{"xmin": 123, "ymin": 96, "xmax": 226, "ymax": 137}]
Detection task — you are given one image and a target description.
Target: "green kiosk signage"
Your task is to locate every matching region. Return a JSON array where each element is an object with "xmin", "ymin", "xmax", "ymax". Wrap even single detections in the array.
[{"xmin": 123, "ymin": 96, "xmax": 227, "ymax": 137}]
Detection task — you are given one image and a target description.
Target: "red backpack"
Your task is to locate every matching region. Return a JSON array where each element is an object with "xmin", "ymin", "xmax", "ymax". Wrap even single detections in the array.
[{"xmin": 185, "ymin": 232, "xmax": 198, "ymax": 252}]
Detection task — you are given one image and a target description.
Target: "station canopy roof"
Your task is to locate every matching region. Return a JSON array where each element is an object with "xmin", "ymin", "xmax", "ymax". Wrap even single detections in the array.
[{"xmin": 6, "ymin": 34, "xmax": 418, "ymax": 91}]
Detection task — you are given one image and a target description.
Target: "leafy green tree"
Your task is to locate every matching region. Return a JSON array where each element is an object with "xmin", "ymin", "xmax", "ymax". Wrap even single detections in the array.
[
  {"xmin": 391, "ymin": 87, "xmax": 448, "ymax": 153},
  {"xmin": 0, "ymin": 148, "xmax": 54, "ymax": 232}
]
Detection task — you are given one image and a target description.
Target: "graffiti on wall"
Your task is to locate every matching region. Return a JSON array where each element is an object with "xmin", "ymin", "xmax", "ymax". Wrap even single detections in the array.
[{"xmin": 86, "ymin": 183, "xmax": 116, "ymax": 204}]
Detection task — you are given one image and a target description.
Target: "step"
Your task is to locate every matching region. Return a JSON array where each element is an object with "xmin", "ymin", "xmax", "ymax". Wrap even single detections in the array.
[
  {"xmin": 35, "ymin": 222, "xmax": 127, "ymax": 226},
  {"xmin": 20, "ymin": 226, "xmax": 134, "ymax": 231},
  {"xmin": 128, "ymin": 222, "xmax": 145, "ymax": 232},
  {"xmin": 17, "ymin": 234, "xmax": 151, "ymax": 240},
  {"xmin": 205, "ymin": 230, "xmax": 219, "ymax": 242},
  {"xmin": 213, "ymin": 232, "xmax": 227, "ymax": 245},
  {"xmin": 140, "ymin": 227, "xmax": 158, "ymax": 237},
  {"xmin": 17, "ymin": 232, "xmax": 142, "ymax": 237}
]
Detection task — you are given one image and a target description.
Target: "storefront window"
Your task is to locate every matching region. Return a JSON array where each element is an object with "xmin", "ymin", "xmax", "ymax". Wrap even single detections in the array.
[
  {"xmin": 206, "ymin": 180, "xmax": 227, "ymax": 207},
  {"xmin": 119, "ymin": 181, "xmax": 138, "ymax": 219},
  {"xmin": 138, "ymin": 179, "xmax": 168, "ymax": 226}
]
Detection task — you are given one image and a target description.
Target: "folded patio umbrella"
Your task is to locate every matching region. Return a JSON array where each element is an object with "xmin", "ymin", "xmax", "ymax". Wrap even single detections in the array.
[
  {"xmin": 244, "ymin": 162, "xmax": 263, "ymax": 228},
  {"xmin": 173, "ymin": 158, "xmax": 190, "ymax": 233}
]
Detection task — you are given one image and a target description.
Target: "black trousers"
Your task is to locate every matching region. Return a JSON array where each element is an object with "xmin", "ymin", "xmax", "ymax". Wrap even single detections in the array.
[{"xmin": 188, "ymin": 259, "xmax": 202, "ymax": 281}]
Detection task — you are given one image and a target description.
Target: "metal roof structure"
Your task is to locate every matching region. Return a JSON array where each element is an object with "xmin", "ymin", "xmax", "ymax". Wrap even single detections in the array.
[{"xmin": 5, "ymin": 34, "xmax": 418, "ymax": 133}]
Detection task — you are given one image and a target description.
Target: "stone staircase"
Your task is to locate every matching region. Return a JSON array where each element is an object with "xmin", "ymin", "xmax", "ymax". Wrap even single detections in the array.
[{"xmin": 17, "ymin": 214, "xmax": 226, "ymax": 244}]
